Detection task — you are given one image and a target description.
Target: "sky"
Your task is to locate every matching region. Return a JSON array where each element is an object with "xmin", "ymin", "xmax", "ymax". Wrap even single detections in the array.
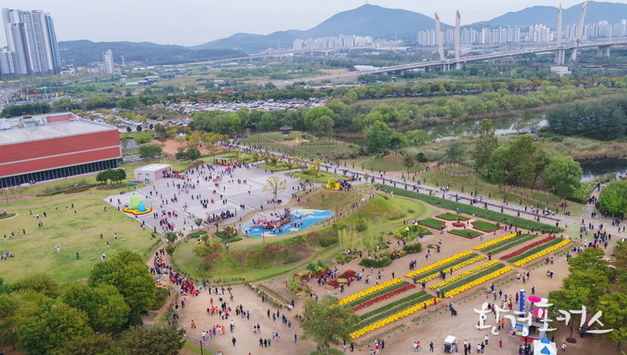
[{"xmin": 2, "ymin": 0, "xmax": 627, "ymax": 47}]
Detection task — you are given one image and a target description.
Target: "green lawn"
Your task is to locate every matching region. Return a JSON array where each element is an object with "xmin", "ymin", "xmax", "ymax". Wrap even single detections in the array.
[
  {"xmin": 0, "ymin": 199, "xmax": 157, "ymax": 283},
  {"xmin": 449, "ymin": 229, "xmax": 482, "ymax": 239}
]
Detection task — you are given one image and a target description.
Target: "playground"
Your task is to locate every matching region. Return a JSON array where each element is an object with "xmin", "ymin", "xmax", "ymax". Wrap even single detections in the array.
[{"xmin": 242, "ymin": 208, "xmax": 334, "ymax": 237}]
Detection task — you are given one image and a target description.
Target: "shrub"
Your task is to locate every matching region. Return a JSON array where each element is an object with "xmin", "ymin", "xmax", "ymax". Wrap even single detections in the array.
[
  {"xmin": 320, "ymin": 236, "xmax": 338, "ymax": 247},
  {"xmin": 188, "ymin": 230, "xmax": 207, "ymax": 238},
  {"xmin": 355, "ymin": 217, "xmax": 368, "ymax": 232},
  {"xmin": 358, "ymin": 256, "xmax": 392, "ymax": 268},
  {"xmin": 403, "ymin": 242, "xmax": 422, "ymax": 254}
]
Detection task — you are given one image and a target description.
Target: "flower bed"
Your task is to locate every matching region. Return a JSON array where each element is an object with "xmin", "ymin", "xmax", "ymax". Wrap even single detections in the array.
[
  {"xmin": 440, "ymin": 263, "xmax": 508, "ymax": 293},
  {"xmin": 436, "ymin": 213, "xmax": 470, "ymax": 221},
  {"xmin": 413, "ymin": 254, "xmax": 487, "ymax": 283},
  {"xmin": 485, "ymin": 234, "xmax": 537, "ymax": 255},
  {"xmin": 351, "ymin": 284, "xmax": 416, "ymax": 311},
  {"xmin": 419, "ymin": 218, "xmax": 446, "ymax": 230},
  {"xmin": 506, "ymin": 238, "xmax": 566, "ymax": 263},
  {"xmin": 500, "ymin": 236, "xmax": 556, "ymax": 261},
  {"xmin": 394, "ymin": 224, "xmax": 430, "ymax": 240},
  {"xmin": 350, "ymin": 291, "xmax": 436, "ymax": 337},
  {"xmin": 452, "ymin": 222, "xmax": 466, "ymax": 228},
  {"xmin": 338, "ymin": 278, "xmax": 403, "ymax": 305},
  {"xmin": 473, "ymin": 233, "xmax": 517, "ymax": 250},
  {"xmin": 345, "ymin": 281, "xmax": 411, "ymax": 309},
  {"xmin": 405, "ymin": 250, "xmax": 474, "ymax": 278},
  {"xmin": 440, "ymin": 266, "xmax": 513, "ymax": 298},
  {"xmin": 472, "ymin": 220, "xmax": 500, "ymax": 232},
  {"xmin": 429, "ymin": 260, "xmax": 500, "ymax": 289},
  {"xmin": 449, "ymin": 229, "xmax": 483, "ymax": 239},
  {"xmin": 512, "ymin": 239, "xmax": 571, "ymax": 266},
  {"xmin": 350, "ymin": 295, "xmax": 440, "ymax": 338}
]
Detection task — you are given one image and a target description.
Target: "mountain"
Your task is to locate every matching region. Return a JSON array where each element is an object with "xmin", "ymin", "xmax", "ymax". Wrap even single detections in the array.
[
  {"xmin": 474, "ymin": 1, "xmax": 627, "ymax": 29},
  {"xmin": 192, "ymin": 4, "xmax": 449, "ymax": 52},
  {"xmin": 58, "ymin": 40, "xmax": 246, "ymax": 66}
]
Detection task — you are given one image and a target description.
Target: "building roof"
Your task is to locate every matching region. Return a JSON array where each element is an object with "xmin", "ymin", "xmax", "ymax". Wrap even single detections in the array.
[
  {"xmin": 135, "ymin": 164, "xmax": 172, "ymax": 172},
  {"xmin": 0, "ymin": 113, "xmax": 117, "ymax": 146}
]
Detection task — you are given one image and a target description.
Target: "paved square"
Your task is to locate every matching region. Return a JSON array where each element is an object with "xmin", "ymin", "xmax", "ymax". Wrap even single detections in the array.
[{"xmin": 105, "ymin": 163, "xmax": 301, "ymax": 235}]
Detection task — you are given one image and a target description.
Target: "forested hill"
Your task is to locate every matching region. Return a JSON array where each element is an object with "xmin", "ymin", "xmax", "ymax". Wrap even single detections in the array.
[{"xmin": 58, "ymin": 40, "xmax": 246, "ymax": 66}]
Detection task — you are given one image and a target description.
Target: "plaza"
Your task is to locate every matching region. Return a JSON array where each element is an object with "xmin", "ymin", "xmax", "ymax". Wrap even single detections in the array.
[{"xmin": 105, "ymin": 163, "xmax": 303, "ymax": 236}]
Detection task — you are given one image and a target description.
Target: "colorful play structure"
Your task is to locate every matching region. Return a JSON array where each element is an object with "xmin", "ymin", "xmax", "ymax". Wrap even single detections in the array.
[
  {"xmin": 251, "ymin": 208, "xmax": 292, "ymax": 229},
  {"xmin": 122, "ymin": 193, "xmax": 153, "ymax": 215}
]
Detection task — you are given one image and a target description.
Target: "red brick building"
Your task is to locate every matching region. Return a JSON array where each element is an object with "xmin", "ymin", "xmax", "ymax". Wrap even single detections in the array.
[{"xmin": 0, "ymin": 112, "xmax": 121, "ymax": 188}]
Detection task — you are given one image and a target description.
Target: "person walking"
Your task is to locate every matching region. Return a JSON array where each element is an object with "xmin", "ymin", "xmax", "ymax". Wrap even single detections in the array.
[
  {"xmin": 562, "ymin": 343, "xmax": 567, "ymax": 352},
  {"xmin": 429, "ymin": 341, "xmax": 434, "ymax": 352},
  {"xmin": 232, "ymin": 336, "xmax": 236, "ymax": 346}
]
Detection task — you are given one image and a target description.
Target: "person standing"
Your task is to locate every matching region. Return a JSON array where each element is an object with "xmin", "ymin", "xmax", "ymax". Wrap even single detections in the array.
[
  {"xmin": 232, "ymin": 336, "xmax": 236, "ymax": 346},
  {"xmin": 429, "ymin": 341, "xmax": 434, "ymax": 352},
  {"xmin": 562, "ymin": 343, "xmax": 567, "ymax": 352}
]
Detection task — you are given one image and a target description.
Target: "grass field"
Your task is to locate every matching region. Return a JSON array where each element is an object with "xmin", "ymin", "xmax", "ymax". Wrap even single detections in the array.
[{"xmin": 0, "ymin": 198, "xmax": 157, "ymax": 283}]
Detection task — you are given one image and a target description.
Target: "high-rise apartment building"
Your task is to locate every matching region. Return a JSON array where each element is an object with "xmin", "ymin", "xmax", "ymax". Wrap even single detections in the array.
[
  {"xmin": 103, "ymin": 49, "xmax": 114, "ymax": 74},
  {"xmin": 1, "ymin": 8, "xmax": 61, "ymax": 75}
]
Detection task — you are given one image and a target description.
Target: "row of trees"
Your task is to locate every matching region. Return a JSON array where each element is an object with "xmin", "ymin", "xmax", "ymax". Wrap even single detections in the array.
[
  {"xmin": 95, "ymin": 168, "xmax": 127, "ymax": 184},
  {"xmin": 0, "ymin": 251, "xmax": 183, "ymax": 355},
  {"xmin": 473, "ymin": 119, "xmax": 583, "ymax": 199},
  {"xmin": 181, "ymin": 84, "xmax": 612, "ymax": 140},
  {"xmin": 549, "ymin": 244, "xmax": 627, "ymax": 350},
  {"xmin": 547, "ymin": 96, "xmax": 627, "ymax": 140}
]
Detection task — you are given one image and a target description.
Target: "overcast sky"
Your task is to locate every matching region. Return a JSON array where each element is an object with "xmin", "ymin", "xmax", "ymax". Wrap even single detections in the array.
[{"xmin": 2, "ymin": 0, "xmax": 626, "ymax": 47}]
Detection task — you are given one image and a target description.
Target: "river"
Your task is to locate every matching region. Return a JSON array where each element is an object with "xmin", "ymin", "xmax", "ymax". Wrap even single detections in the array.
[{"xmin": 426, "ymin": 116, "xmax": 547, "ymax": 142}]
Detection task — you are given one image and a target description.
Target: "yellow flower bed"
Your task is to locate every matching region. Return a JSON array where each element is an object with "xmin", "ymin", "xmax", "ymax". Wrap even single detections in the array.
[
  {"xmin": 405, "ymin": 250, "xmax": 473, "ymax": 278},
  {"xmin": 473, "ymin": 233, "xmax": 517, "ymax": 250},
  {"xmin": 349, "ymin": 297, "xmax": 441, "ymax": 338},
  {"xmin": 443, "ymin": 266, "xmax": 513, "ymax": 298},
  {"xmin": 512, "ymin": 239, "xmax": 571, "ymax": 266},
  {"xmin": 416, "ymin": 255, "xmax": 486, "ymax": 283},
  {"xmin": 429, "ymin": 260, "xmax": 499, "ymax": 289},
  {"xmin": 338, "ymin": 278, "xmax": 403, "ymax": 305}
]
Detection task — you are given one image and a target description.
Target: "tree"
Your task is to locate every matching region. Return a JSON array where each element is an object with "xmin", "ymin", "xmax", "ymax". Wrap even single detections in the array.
[
  {"xmin": 364, "ymin": 120, "xmax": 393, "ymax": 154},
  {"xmin": 120, "ymin": 325, "xmax": 185, "ymax": 355},
  {"xmin": 312, "ymin": 115, "xmax": 335, "ymax": 136},
  {"xmin": 10, "ymin": 273, "xmax": 59, "ymax": 298},
  {"xmin": 563, "ymin": 269, "xmax": 610, "ymax": 307},
  {"xmin": 0, "ymin": 278, "xmax": 11, "ymax": 294},
  {"xmin": 444, "ymin": 142, "xmax": 465, "ymax": 163},
  {"xmin": 405, "ymin": 129, "xmax": 431, "ymax": 146},
  {"xmin": 549, "ymin": 287, "xmax": 591, "ymax": 339},
  {"xmin": 301, "ymin": 295, "xmax": 359, "ymax": 355},
  {"xmin": 473, "ymin": 119, "xmax": 499, "ymax": 177},
  {"xmin": 543, "ymin": 155, "xmax": 582, "ymax": 198},
  {"xmin": 597, "ymin": 292, "xmax": 627, "ymax": 351},
  {"xmin": 138, "ymin": 144, "xmax": 163, "ymax": 159},
  {"xmin": 262, "ymin": 176, "xmax": 287, "ymax": 210},
  {"xmin": 88, "ymin": 251, "xmax": 157, "ymax": 314},
  {"xmin": 53, "ymin": 333, "xmax": 122, "ymax": 355},
  {"xmin": 490, "ymin": 135, "xmax": 549, "ymax": 186},
  {"xmin": 304, "ymin": 106, "xmax": 335, "ymax": 131},
  {"xmin": 599, "ymin": 180, "xmax": 627, "ymax": 215},
  {"xmin": 17, "ymin": 301, "xmax": 92, "ymax": 355},
  {"xmin": 60, "ymin": 283, "xmax": 130, "ymax": 331},
  {"xmin": 185, "ymin": 147, "xmax": 201, "ymax": 162},
  {"xmin": 111, "ymin": 169, "xmax": 127, "ymax": 183}
]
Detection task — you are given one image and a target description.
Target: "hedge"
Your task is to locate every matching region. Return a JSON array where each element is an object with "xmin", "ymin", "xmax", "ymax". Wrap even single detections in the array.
[
  {"xmin": 188, "ymin": 230, "xmax": 208, "ymax": 238},
  {"xmin": 449, "ymin": 229, "xmax": 482, "ymax": 239},
  {"xmin": 359, "ymin": 256, "xmax": 392, "ymax": 268},
  {"xmin": 403, "ymin": 242, "xmax": 423, "ymax": 254},
  {"xmin": 377, "ymin": 185, "xmax": 562, "ymax": 232}
]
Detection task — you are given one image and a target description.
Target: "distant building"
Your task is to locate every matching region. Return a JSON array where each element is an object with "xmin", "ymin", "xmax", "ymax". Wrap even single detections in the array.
[
  {"xmin": 1, "ymin": 8, "xmax": 61, "ymax": 75},
  {"xmin": 0, "ymin": 112, "xmax": 121, "ymax": 188},
  {"xmin": 103, "ymin": 49, "xmax": 114, "ymax": 74}
]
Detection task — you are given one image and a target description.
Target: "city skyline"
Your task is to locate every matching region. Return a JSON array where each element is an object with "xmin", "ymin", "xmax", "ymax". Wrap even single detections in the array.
[
  {"xmin": 1, "ymin": 8, "xmax": 61, "ymax": 75},
  {"xmin": 1, "ymin": 0, "xmax": 627, "ymax": 47}
]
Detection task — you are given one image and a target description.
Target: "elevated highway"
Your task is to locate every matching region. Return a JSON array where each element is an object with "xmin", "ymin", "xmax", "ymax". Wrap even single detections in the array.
[{"xmin": 273, "ymin": 39, "xmax": 627, "ymax": 88}]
